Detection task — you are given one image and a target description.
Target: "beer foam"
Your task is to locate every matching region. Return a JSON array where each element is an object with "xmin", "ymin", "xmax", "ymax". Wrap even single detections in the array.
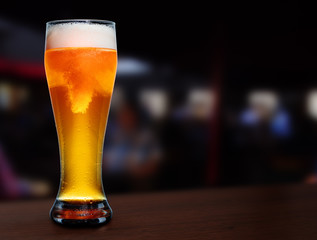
[{"xmin": 46, "ymin": 22, "xmax": 116, "ymax": 50}]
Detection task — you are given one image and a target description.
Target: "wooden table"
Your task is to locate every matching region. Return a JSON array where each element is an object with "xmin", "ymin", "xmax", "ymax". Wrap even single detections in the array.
[{"xmin": 1, "ymin": 184, "xmax": 317, "ymax": 239}]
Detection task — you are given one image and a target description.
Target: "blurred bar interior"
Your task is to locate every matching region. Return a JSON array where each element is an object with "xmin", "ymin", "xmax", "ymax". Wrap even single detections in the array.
[{"xmin": 1, "ymin": 1, "xmax": 317, "ymax": 200}]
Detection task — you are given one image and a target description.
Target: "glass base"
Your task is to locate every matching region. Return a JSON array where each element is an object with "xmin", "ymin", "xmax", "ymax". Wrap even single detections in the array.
[{"xmin": 50, "ymin": 199, "xmax": 112, "ymax": 226}]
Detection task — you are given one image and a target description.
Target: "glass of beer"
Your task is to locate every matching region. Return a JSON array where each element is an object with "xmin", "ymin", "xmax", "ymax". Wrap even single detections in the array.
[{"xmin": 44, "ymin": 19, "xmax": 117, "ymax": 226}]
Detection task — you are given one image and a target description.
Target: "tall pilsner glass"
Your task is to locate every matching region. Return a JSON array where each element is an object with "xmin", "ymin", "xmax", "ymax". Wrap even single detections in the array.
[{"xmin": 44, "ymin": 19, "xmax": 117, "ymax": 226}]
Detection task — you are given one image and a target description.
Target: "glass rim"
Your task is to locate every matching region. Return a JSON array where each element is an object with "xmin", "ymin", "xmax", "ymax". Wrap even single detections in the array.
[{"xmin": 46, "ymin": 19, "xmax": 115, "ymax": 26}]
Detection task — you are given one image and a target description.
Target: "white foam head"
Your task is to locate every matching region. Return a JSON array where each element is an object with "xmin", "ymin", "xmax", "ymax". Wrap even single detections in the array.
[{"xmin": 46, "ymin": 21, "xmax": 116, "ymax": 50}]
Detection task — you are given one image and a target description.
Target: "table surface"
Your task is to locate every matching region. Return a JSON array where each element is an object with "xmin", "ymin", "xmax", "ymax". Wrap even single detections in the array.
[{"xmin": 1, "ymin": 184, "xmax": 317, "ymax": 240}]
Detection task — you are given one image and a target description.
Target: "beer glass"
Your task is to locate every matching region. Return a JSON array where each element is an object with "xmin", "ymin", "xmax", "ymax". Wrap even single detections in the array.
[{"xmin": 44, "ymin": 19, "xmax": 117, "ymax": 226}]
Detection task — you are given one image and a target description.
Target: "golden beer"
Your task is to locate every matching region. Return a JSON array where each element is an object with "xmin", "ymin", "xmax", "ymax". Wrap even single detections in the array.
[{"xmin": 44, "ymin": 20, "xmax": 117, "ymax": 226}]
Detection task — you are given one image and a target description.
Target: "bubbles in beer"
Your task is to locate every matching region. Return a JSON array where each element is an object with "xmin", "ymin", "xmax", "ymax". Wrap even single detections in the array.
[{"xmin": 45, "ymin": 22, "xmax": 117, "ymax": 113}]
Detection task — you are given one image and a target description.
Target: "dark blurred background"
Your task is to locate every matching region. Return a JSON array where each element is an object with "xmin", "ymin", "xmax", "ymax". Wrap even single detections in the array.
[{"xmin": 1, "ymin": 1, "xmax": 317, "ymax": 199}]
